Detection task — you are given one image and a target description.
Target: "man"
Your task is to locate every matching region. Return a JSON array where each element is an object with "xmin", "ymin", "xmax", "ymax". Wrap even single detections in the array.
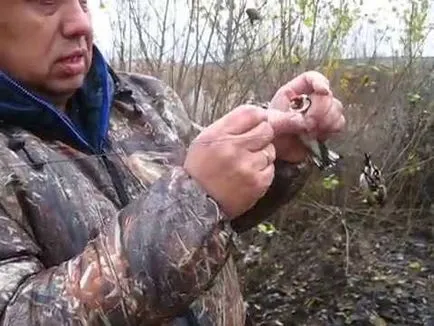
[{"xmin": 0, "ymin": 1, "xmax": 345, "ymax": 325}]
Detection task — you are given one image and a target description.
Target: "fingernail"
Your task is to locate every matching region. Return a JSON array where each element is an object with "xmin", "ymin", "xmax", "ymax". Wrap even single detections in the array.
[{"xmin": 319, "ymin": 86, "xmax": 330, "ymax": 95}]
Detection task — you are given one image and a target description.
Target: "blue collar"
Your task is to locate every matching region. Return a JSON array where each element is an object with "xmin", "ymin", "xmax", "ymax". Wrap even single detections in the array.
[{"xmin": 0, "ymin": 45, "xmax": 114, "ymax": 154}]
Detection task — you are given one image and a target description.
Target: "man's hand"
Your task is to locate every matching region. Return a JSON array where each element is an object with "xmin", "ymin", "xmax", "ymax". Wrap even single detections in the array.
[
  {"xmin": 268, "ymin": 71, "xmax": 346, "ymax": 163},
  {"xmin": 184, "ymin": 105, "xmax": 276, "ymax": 219}
]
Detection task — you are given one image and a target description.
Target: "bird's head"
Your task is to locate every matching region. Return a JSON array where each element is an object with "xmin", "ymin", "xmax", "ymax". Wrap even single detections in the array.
[
  {"xmin": 364, "ymin": 152, "xmax": 371, "ymax": 167},
  {"xmin": 290, "ymin": 94, "xmax": 312, "ymax": 114}
]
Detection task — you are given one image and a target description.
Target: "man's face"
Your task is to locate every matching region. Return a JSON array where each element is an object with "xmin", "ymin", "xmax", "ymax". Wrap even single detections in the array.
[{"xmin": 0, "ymin": 0, "xmax": 93, "ymax": 103}]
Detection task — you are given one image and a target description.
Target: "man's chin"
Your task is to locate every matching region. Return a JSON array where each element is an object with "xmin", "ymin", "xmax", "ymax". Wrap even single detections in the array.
[
  {"xmin": 48, "ymin": 75, "xmax": 86, "ymax": 95},
  {"xmin": 35, "ymin": 75, "xmax": 86, "ymax": 108}
]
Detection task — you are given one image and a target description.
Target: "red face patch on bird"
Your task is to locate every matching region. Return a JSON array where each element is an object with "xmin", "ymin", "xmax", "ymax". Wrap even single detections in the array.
[{"xmin": 290, "ymin": 94, "xmax": 311, "ymax": 114}]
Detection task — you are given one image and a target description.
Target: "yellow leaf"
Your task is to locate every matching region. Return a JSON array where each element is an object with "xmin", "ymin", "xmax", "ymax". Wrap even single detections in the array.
[
  {"xmin": 371, "ymin": 316, "xmax": 387, "ymax": 326},
  {"xmin": 361, "ymin": 75, "xmax": 370, "ymax": 86},
  {"xmin": 409, "ymin": 261, "xmax": 421, "ymax": 270}
]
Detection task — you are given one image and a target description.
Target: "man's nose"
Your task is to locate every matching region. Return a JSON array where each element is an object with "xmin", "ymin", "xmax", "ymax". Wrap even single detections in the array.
[{"xmin": 61, "ymin": 2, "xmax": 92, "ymax": 39}]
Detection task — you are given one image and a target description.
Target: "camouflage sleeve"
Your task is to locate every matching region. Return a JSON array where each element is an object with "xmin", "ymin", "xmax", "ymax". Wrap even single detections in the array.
[{"xmin": 0, "ymin": 167, "xmax": 231, "ymax": 325}]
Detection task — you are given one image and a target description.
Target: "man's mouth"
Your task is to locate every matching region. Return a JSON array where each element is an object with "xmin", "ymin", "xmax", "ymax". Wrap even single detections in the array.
[
  {"xmin": 62, "ymin": 55, "xmax": 84, "ymax": 63},
  {"xmin": 58, "ymin": 49, "xmax": 86, "ymax": 62},
  {"xmin": 56, "ymin": 50, "xmax": 87, "ymax": 76}
]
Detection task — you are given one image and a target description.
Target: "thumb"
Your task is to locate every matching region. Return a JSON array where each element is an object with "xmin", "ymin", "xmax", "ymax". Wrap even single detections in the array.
[
  {"xmin": 266, "ymin": 109, "xmax": 308, "ymax": 135},
  {"xmin": 286, "ymin": 71, "xmax": 331, "ymax": 96}
]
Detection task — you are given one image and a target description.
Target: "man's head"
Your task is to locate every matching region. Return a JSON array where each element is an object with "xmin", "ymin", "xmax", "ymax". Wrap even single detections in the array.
[{"xmin": 0, "ymin": 0, "xmax": 93, "ymax": 108}]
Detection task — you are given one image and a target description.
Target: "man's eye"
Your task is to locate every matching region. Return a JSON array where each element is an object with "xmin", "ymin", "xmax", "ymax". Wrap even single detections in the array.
[
  {"xmin": 27, "ymin": 0, "xmax": 57, "ymax": 14},
  {"xmin": 30, "ymin": 1, "xmax": 88, "ymax": 14}
]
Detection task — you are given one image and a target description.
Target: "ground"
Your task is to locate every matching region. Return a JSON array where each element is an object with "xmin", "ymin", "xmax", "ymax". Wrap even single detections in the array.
[{"xmin": 236, "ymin": 203, "xmax": 434, "ymax": 326}]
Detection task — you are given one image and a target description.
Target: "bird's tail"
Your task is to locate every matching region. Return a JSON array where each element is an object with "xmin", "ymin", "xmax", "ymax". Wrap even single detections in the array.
[
  {"xmin": 313, "ymin": 143, "xmax": 341, "ymax": 170},
  {"xmin": 303, "ymin": 138, "xmax": 341, "ymax": 170}
]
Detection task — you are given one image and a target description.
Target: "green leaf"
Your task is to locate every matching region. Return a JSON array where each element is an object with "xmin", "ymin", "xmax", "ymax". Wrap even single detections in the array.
[
  {"xmin": 304, "ymin": 16, "xmax": 314, "ymax": 28},
  {"xmin": 257, "ymin": 222, "xmax": 277, "ymax": 235},
  {"xmin": 407, "ymin": 92, "xmax": 422, "ymax": 104},
  {"xmin": 322, "ymin": 174, "xmax": 340, "ymax": 190}
]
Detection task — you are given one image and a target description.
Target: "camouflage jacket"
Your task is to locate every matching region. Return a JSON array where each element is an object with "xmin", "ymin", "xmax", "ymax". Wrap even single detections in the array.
[{"xmin": 0, "ymin": 46, "xmax": 312, "ymax": 325}]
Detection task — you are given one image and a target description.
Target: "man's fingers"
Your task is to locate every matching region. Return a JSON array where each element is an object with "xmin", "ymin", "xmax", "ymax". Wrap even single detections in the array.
[
  {"xmin": 315, "ymin": 98, "xmax": 345, "ymax": 133},
  {"xmin": 269, "ymin": 90, "xmax": 345, "ymax": 139},
  {"xmin": 335, "ymin": 115, "xmax": 346, "ymax": 132},
  {"xmin": 328, "ymin": 114, "xmax": 346, "ymax": 134},
  {"xmin": 219, "ymin": 105, "xmax": 268, "ymax": 135},
  {"xmin": 258, "ymin": 162, "xmax": 275, "ymax": 190},
  {"xmin": 300, "ymin": 93, "xmax": 332, "ymax": 132},
  {"xmin": 250, "ymin": 142, "xmax": 276, "ymax": 170},
  {"xmin": 270, "ymin": 71, "xmax": 332, "ymax": 112},
  {"xmin": 286, "ymin": 71, "xmax": 331, "ymax": 96},
  {"xmin": 332, "ymin": 97, "xmax": 345, "ymax": 114},
  {"xmin": 240, "ymin": 120, "xmax": 274, "ymax": 151},
  {"xmin": 270, "ymin": 87, "xmax": 297, "ymax": 111},
  {"xmin": 267, "ymin": 109, "xmax": 307, "ymax": 135},
  {"xmin": 318, "ymin": 112, "xmax": 344, "ymax": 136},
  {"xmin": 317, "ymin": 113, "xmax": 346, "ymax": 142}
]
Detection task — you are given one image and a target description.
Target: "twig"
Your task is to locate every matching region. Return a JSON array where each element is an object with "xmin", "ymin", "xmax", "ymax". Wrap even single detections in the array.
[{"xmin": 341, "ymin": 218, "xmax": 350, "ymax": 276}]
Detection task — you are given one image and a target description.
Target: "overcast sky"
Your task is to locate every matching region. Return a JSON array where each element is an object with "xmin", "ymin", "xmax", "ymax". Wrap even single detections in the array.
[{"xmin": 89, "ymin": 0, "xmax": 434, "ymax": 60}]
